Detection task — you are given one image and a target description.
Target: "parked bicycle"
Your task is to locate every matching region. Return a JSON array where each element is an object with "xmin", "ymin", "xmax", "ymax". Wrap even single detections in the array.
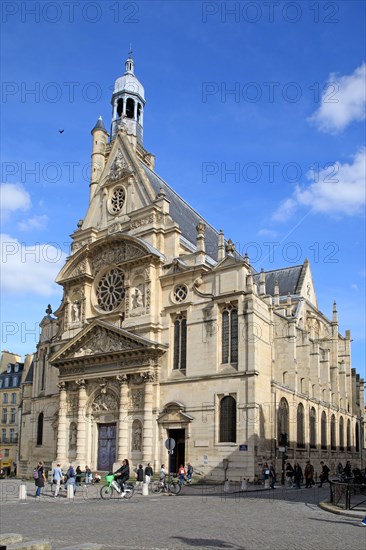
[
  {"xmin": 100, "ymin": 473, "xmax": 135, "ymax": 499},
  {"xmin": 151, "ymin": 473, "xmax": 181, "ymax": 495}
]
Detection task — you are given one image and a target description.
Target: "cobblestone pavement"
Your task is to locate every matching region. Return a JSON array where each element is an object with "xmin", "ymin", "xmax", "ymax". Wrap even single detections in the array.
[{"xmin": 0, "ymin": 481, "xmax": 365, "ymax": 550}]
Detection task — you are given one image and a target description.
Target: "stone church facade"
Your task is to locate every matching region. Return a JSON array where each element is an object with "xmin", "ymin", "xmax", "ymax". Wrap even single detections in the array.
[{"xmin": 18, "ymin": 55, "xmax": 364, "ymax": 480}]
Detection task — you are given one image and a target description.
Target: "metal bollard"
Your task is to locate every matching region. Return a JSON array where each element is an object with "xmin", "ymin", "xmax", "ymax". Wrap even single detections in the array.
[
  {"xmin": 224, "ymin": 481, "xmax": 230, "ymax": 492},
  {"xmin": 241, "ymin": 479, "xmax": 248, "ymax": 491},
  {"xmin": 67, "ymin": 484, "xmax": 74, "ymax": 500},
  {"xmin": 19, "ymin": 483, "xmax": 27, "ymax": 501},
  {"xmin": 142, "ymin": 482, "xmax": 149, "ymax": 496},
  {"xmin": 264, "ymin": 479, "xmax": 270, "ymax": 489}
]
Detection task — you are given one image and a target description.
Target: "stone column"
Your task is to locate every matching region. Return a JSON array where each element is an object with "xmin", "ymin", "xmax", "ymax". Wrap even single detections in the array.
[
  {"xmin": 75, "ymin": 379, "xmax": 87, "ymax": 465},
  {"xmin": 56, "ymin": 382, "xmax": 67, "ymax": 463},
  {"xmin": 142, "ymin": 372, "xmax": 154, "ymax": 464},
  {"xmin": 117, "ymin": 375, "xmax": 129, "ymax": 461}
]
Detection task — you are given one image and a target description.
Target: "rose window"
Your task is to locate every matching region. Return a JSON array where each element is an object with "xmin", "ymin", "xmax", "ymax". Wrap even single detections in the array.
[
  {"xmin": 110, "ymin": 187, "xmax": 125, "ymax": 213},
  {"xmin": 96, "ymin": 268, "xmax": 125, "ymax": 311},
  {"xmin": 173, "ymin": 284, "xmax": 188, "ymax": 303}
]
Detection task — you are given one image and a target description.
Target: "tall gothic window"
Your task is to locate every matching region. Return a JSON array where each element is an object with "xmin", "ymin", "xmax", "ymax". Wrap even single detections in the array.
[
  {"xmin": 310, "ymin": 407, "xmax": 316, "ymax": 448},
  {"xmin": 339, "ymin": 416, "xmax": 344, "ymax": 450},
  {"xmin": 37, "ymin": 412, "xmax": 43, "ymax": 446},
  {"xmin": 219, "ymin": 396, "xmax": 236, "ymax": 443},
  {"xmin": 222, "ymin": 305, "xmax": 238, "ymax": 364},
  {"xmin": 321, "ymin": 411, "xmax": 327, "ymax": 449},
  {"xmin": 297, "ymin": 403, "xmax": 305, "ymax": 448},
  {"xmin": 330, "ymin": 414, "xmax": 336, "ymax": 450},
  {"xmin": 173, "ymin": 315, "xmax": 187, "ymax": 370},
  {"xmin": 278, "ymin": 398, "xmax": 289, "ymax": 445},
  {"xmin": 355, "ymin": 423, "xmax": 360, "ymax": 452},
  {"xmin": 347, "ymin": 419, "xmax": 351, "ymax": 451}
]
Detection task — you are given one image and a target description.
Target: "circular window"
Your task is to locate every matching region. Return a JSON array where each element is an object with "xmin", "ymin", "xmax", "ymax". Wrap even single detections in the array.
[
  {"xmin": 96, "ymin": 268, "xmax": 125, "ymax": 311},
  {"xmin": 110, "ymin": 187, "xmax": 125, "ymax": 214},
  {"xmin": 173, "ymin": 284, "xmax": 188, "ymax": 303}
]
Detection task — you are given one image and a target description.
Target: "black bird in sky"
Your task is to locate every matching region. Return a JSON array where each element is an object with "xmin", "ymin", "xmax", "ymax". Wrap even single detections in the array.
[{"xmin": 58, "ymin": 129, "xmax": 64, "ymax": 133}]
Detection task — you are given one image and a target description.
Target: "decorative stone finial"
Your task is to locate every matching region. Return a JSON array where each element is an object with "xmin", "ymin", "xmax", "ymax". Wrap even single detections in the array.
[{"xmin": 45, "ymin": 304, "xmax": 52, "ymax": 315}]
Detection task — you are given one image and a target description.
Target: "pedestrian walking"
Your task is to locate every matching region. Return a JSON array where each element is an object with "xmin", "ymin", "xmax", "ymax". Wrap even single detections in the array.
[
  {"xmin": 75, "ymin": 465, "xmax": 82, "ymax": 486},
  {"xmin": 186, "ymin": 463, "xmax": 193, "ymax": 484},
  {"xmin": 85, "ymin": 465, "xmax": 92, "ymax": 484},
  {"xmin": 293, "ymin": 462, "xmax": 302, "ymax": 489},
  {"xmin": 318, "ymin": 461, "xmax": 330, "ymax": 487},
  {"xmin": 262, "ymin": 463, "xmax": 270, "ymax": 482},
  {"xmin": 269, "ymin": 463, "xmax": 276, "ymax": 489},
  {"xmin": 65, "ymin": 464, "xmax": 77, "ymax": 495},
  {"xmin": 304, "ymin": 460, "xmax": 314, "ymax": 488},
  {"xmin": 145, "ymin": 462, "xmax": 153, "ymax": 485},
  {"xmin": 52, "ymin": 463, "xmax": 63, "ymax": 497},
  {"xmin": 34, "ymin": 461, "xmax": 46, "ymax": 499},
  {"xmin": 136, "ymin": 464, "xmax": 144, "ymax": 489},
  {"xmin": 178, "ymin": 464, "xmax": 186, "ymax": 485},
  {"xmin": 285, "ymin": 462, "xmax": 294, "ymax": 487}
]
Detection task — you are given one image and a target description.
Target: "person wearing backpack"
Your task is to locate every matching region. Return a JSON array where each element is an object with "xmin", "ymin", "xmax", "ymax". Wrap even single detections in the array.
[
  {"xmin": 34, "ymin": 461, "xmax": 46, "ymax": 499},
  {"xmin": 65, "ymin": 464, "xmax": 77, "ymax": 495}
]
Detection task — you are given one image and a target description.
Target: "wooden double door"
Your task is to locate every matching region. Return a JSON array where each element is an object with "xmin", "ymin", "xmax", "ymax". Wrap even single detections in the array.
[{"xmin": 97, "ymin": 423, "xmax": 116, "ymax": 471}]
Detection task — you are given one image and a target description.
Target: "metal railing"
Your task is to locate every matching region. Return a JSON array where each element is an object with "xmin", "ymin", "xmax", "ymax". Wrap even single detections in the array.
[{"xmin": 329, "ymin": 480, "xmax": 366, "ymax": 510}]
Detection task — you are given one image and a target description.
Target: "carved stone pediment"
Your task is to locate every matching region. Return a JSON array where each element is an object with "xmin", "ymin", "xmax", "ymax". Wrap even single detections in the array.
[
  {"xmin": 157, "ymin": 402, "xmax": 194, "ymax": 424},
  {"xmin": 106, "ymin": 150, "xmax": 133, "ymax": 182},
  {"xmin": 50, "ymin": 320, "xmax": 166, "ymax": 366},
  {"xmin": 90, "ymin": 242, "xmax": 147, "ymax": 275}
]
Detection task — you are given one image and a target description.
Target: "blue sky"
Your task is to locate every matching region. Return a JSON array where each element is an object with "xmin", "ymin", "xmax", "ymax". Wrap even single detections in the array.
[{"xmin": 1, "ymin": 1, "xmax": 365, "ymax": 375}]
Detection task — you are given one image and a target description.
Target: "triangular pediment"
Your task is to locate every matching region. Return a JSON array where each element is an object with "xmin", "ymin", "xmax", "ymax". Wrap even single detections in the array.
[
  {"xmin": 50, "ymin": 319, "xmax": 166, "ymax": 364},
  {"xmin": 157, "ymin": 402, "xmax": 194, "ymax": 423},
  {"xmin": 82, "ymin": 133, "xmax": 158, "ymax": 233},
  {"xmin": 214, "ymin": 255, "xmax": 245, "ymax": 270}
]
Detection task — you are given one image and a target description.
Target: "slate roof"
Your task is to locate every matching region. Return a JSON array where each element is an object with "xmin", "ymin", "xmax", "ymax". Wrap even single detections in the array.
[
  {"xmin": 141, "ymin": 163, "xmax": 241, "ymax": 262},
  {"xmin": 253, "ymin": 265, "xmax": 303, "ymax": 296}
]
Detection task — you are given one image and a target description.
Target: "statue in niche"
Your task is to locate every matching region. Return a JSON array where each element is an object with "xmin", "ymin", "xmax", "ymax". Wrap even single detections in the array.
[
  {"xmin": 69, "ymin": 423, "xmax": 77, "ymax": 450},
  {"xmin": 132, "ymin": 286, "xmax": 144, "ymax": 309},
  {"xmin": 132, "ymin": 423, "xmax": 142, "ymax": 451},
  {"xmin": 71, "ymin": 301, "xmax": 80, "ymax": 322}
]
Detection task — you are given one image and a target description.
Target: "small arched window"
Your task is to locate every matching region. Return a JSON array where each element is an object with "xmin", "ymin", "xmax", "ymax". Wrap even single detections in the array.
[
  {"xmin": 37, "ymin": 412, "xmax": 44, "ymax": 446},
  {"xmin": 126, "ymin": 98, "xmax": 135, "ymax": 119},
  {"xmin": 330, "ymin": 414, "xmax": 336, "ymax": 450},
  {"xmin": 310, "ymin": 407, "xmax": 316, "ymax": 448},
  {"xmin": 339, "ymin": 416, "xmax": 344, "ymax": 450},
  {"xmin": 222, "ymin": 305, "xmax": 238, "ymax": 364},
  {"xmin": 355, "ymin": 423, "xmax": 360, "ymax": 452},
  {"xmin": 278, "ymin": 398, "xmax": 289, "ymax": 446},
  {"xmin": 297, "ymin": 403, "xmax": 305, "ymax": 448},
  {"xmin": 117, "ymin": 98, "xmax": 124, "ymax": 118},
  {"xmin": 321, "ymin": 411, "xmax": 327, "ymax": 449},
  {"xmin": 219, "ymin": 396, "xmax": 236, "ymax": 443},
  {"xmin": 347, "ymin": 419, "xmax": 351, "ymax": 451},
  {"xmin": 173, "ymin": 315, "xmax": 187, "ymax": 370}
]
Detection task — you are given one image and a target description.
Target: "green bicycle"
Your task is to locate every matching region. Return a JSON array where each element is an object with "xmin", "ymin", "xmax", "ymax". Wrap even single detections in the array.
[{"xmin": 100, "ymin": 474, "xmax": 135, "ymax": 499}]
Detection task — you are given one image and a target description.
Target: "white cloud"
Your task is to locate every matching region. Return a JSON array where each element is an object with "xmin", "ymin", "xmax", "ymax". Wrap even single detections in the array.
[
  {"xmin": 0, "ymin": 234, "xmax": 66, "ymax": 296},
  {"xmin": 257, "ymin": 228, "xmax": 278, "ymax": 238},
  {"xmin": 309, "ymin": 63, "xmax": 366, "ymax": 133},
  {"xmin": 272, "ymin": 149, "xmax": 366, "ymax": 222},
  {"xmin": 0, "ymin": 183, "xmax": 31, "ymax": 222},
  {"xmin": 272, "ymin": 198, "xmax": 298, "ymax": 222},
  {"xmin": 296, "ymin": 148, "xmax": 365, "ymax": 215},
  {"xmin": 18, "ymin": 215, "xmax": 49, "ymax": 232}
]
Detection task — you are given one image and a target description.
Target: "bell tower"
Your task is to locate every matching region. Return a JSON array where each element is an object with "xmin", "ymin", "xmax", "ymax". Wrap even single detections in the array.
[{"xmin": 111, "ymin": 50, "xmax": 145, "ymax": 143}]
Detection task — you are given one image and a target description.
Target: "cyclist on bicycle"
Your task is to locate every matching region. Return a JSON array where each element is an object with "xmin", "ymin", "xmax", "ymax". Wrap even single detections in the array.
[{"xmin": 114, "ymin": 458, "xmax": 130, "ymax": 496}]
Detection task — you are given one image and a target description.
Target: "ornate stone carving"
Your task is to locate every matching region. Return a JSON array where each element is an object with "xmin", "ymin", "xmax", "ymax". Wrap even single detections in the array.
[
  {"xmin": 142, "ymin": 371, "xmax": 155, "ymax": 383},
  {"xmin": 69, "ymin": 259, "xmax": 88, "ymax": 278},
  {"xmin": 130, "ymin": 390, "xmax": 143, "ymax": 409},
  {"xmin": 130, "ymin": 215, "xmax": 154, "ymax": 229},
  {"xmin": 117, "ymin": 374, "xmax": 128, "ymax": 385},
  {"xmin": 69, "ymin": 422, "xmax": 77, "ymax": 450},
  {"xmin": 108, "ymin": 222, "xmax": 123, "ymax": 234},
  {"xmin": 91, "ymin": 391, "xmax": 118, "ymax": 413},
  {"xmin": 131, "ymin": 419, "xmax": 142, "ymax": 451},
  {"xmin": 131, "ymin": 285, "xmax": 144, "ymax": 309},
  {"xmin": 67, "ymin": 394, "xmax": 78, "ymax": 414},
  {"xmin": 90, "ymin": 243, "xmax": 145, "ymax": 275},
  {"xmin": 57, "ymin": 381, "xmax": 66, "ymax": 391},
  {"xmin": 75, "ymin": 379, "xmax": 86, "ymax": 389},
  {"xmin": 107, "ymin": 150, "xmax": 132, "ymax": 181}
]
